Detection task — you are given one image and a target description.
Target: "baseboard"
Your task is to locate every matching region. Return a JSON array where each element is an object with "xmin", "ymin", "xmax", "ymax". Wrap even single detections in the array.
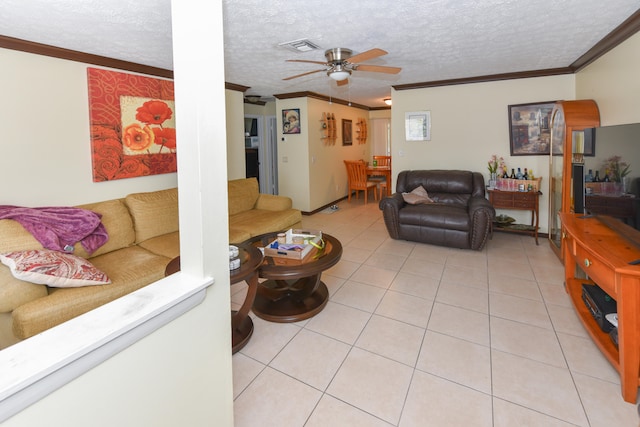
[{"xmin": 302, "ymin": 196, "xmax": 349, "ymax": 215}]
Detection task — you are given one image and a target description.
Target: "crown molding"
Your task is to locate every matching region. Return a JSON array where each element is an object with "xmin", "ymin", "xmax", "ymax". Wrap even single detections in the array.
[
  {"xmin": 570, "ymin": 8, "xmax": 640, "ymax": 71},
  {"xmin": 0, "ymin": 35, "xmax": 174, "ymax": 79},
  {"xmin": 273, "ymin": 91, "xmax": 370, "ymax": 111}
]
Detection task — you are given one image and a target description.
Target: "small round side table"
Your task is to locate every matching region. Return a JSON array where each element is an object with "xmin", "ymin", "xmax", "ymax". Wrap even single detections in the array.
[{"xmin": 164, "ymin": 243, "xmax": 263, "ymax": 354}]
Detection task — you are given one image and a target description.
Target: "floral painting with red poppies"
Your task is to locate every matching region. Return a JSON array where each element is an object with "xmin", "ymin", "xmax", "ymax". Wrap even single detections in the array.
[{"xmin": 87, "ymin": 68, "xmax": 177, "ymax": 181}]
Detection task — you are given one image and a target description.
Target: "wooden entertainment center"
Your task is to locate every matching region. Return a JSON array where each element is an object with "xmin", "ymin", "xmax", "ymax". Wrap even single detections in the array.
[
  {"xmin": 550, "ymin": 100, "xmax": 640, "ymax": 402},
  {"xmin": 560, "ymin": 213, "xmax": 640, "ymax": 403}
]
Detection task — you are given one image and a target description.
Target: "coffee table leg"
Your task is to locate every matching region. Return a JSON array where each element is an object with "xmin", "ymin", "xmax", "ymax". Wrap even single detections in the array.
[
  {"xmin": 252, "ymin": 273, "xmax": 329, "ymax": 323},
  {"xmin": 231, "ymin": 271, "xmax": 259, "ymax": 353}
]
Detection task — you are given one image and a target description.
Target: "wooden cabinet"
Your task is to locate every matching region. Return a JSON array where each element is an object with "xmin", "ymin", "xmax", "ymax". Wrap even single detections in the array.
[
  {"xmin": 560, "ymin": 213, "xmax": 640, "ymax": 403},
  {"xmin": 548, "ymin": 100, "xmax": 600, "ymax": 259},
  {"xmin": 488, "ymin": 190, "xmax": 541, "ymax": 244}
]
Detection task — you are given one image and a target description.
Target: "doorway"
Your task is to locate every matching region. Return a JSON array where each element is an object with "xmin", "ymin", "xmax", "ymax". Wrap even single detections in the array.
[{"xmin": 245, "ymin": 113, "xmax": 278, "ymax": 194}]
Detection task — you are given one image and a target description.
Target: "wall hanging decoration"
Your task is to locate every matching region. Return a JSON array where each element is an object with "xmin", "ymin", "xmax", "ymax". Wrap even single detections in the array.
[
  {"xmin": 342, "ymin": 119, "xmax": 353, "ymax": 146},
  {"xmin": 321, "ymin": 112, "xmax": 337, "ymax": 144},
  {"xmin": 405, "ymin": 111, "xmax": 431, "ymax": 141},
  {"xmin": 356, "ymin": 118, "xmax": 368, "ymax": 144},
  {"xmin": 87, "ymin": 68, "xmax": 176, "ymax": 182},
  {"xmin": 282, "ymin": 109, "xmax": 301, "ymax": 134},
  {"xmin": 508, "ymin": 101, "xmax": 555, "ymax": 156}
]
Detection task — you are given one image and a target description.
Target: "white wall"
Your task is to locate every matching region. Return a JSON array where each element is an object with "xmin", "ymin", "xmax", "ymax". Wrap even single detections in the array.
[
  {"xmin": 1, "ymin": 1, "xmax": 234, "ymax": 425},
  {"xmin": 391, "ymin": 75, "xmax": 576, "ymax": 232},
  {"xmin": 0, "ymin": 48, "xmax": 178, "ymax": 206},
  {"xmin": 276, "ymin": 96, "xmax": 373, "ymax": 212},
  {"xmin": 576, "ymin": 31, "xmax": 640, "ymax": 126}
]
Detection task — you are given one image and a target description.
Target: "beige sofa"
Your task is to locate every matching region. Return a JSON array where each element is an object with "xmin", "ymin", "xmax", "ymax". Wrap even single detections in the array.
[
  {"xmin": 0, "ymin": 179, "xmax": 301, "ymax": 348},
  {"xmin": 228, "ymin": 178, "xmax": 302, "ymax": 243},
  {"xmin": 0, "ymin": 188, "xmax": 180, "ymax": 349}
]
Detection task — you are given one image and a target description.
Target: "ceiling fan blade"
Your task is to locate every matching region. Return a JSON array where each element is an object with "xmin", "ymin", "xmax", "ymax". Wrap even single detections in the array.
[
  {"xmin": 286, "ymin": 59, "xmax": 327, "ymax": 65},
  {"xmin": 348, "ymin": 48, "xmax": 387, "ymax": 64},
  {"xmin": 336, "ymin": 78, "xmax": 349, "ymax": 87},
  {"xmin": 354, "ymin": 64, "xmax": 402, "ymax": 74},
  {"xmin": 282, "ymin": 69, "xmax": 325, "ymax": 81}
]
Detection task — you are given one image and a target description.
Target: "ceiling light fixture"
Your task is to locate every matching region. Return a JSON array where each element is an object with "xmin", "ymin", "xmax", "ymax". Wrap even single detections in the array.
[
  {"xmin": 384, "ymin": 98, "xmax": 392, "ymax": 106},
  {"xmin": 245, "ymin": 95, "xmax": 262, "ymax": 104},
  {"xmin": 328, "ymin": 70, "xmax": 350, "ymax": 81},
  {"xmin": 328, "ymin": 64, "xmax": 351, "ymax": 81}
]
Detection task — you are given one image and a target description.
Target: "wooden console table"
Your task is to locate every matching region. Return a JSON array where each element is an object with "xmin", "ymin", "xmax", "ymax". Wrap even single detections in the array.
[
  {"xmin": 560, "ymin": 213, "xmax": 640, "ymax": 403},
  {"xmin": 488, "ymin": 189, "xmax": 541, "ymax": 244}
]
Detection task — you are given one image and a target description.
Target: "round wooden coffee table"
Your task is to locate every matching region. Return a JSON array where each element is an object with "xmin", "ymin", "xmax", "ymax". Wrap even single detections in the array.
[
  {"xmin": 164, "ymin": 242, "xmax": 263, "ymax": 353},
  {"xmin": 245, "ymin": 232, "xmax": 342, "ymax": 323}
]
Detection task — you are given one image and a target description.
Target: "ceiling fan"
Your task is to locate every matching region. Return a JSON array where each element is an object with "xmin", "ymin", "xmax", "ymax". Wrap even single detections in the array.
[{"xmin": 283, "ymin": 47, "xmax": 401, "ymax": 86}]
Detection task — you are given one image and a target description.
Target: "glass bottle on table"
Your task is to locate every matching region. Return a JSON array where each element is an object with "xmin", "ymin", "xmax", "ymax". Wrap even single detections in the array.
[
  {"xmin": 523, "ymin": 168, "xmax": 529, "ymax": 180},
  {"xmin": 510, "ymin": 169, "xmax": 516, "ymax": 179},
  {"xmin": 516, "ymin": 168, "xmax": 523, "ymax": 179},
  {"xmin": 594, "ymin": 170, "xmax": 601, "ymax": 182}
]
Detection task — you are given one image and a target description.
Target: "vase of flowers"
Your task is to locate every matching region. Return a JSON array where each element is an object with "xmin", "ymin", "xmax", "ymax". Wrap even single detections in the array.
[
  {"xmin": 603, "ymin": 155, "xmax": 631, "ymax": 183},
  {"xmin": 487, "ymin": 154, "xmax": 503, "ymax": 189}
]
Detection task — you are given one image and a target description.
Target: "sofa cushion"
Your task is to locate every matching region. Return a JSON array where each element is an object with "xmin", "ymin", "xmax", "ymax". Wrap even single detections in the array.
[
  {"xmin": 137, "ymin": 231, "xmax": 180, "ymax": 259},
  {"xmin": 0, "ymin": 218, "xmax": 45, "ymax": 253},
  {"xmin": 0, "ymin": 250, "xmax": 111, "ymax": 288},
  {"xmin": 125, "ymin": 188, "xmax": 179, "ymax": 243},
  {"xmin": 229, "ymin": 209, "xmax": 302, "ymax": 239},
  {"xmin": 229, "ymin": 228, "xmax": 252, "ymax": 245},
  {"xmin": 12, "ymin": 246, "xmax": 171, "ymax": 339},
  {"xmin": 0, "ymin": 266, "xmax": 48, "ymax": 313},
  {"xmin": 398, "ymin": 204, "xmax": 470, "ymax": 232},
  {"xmin": 228, "ymin": 178, "xmax": 259, "ymax": 216},
  {"xmin": 74, "ymin": 199, "xmax": 136, "ymax": 258}
]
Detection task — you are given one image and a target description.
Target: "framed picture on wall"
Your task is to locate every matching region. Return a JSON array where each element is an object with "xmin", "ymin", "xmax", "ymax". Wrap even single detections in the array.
[
  {"xmin": 282, "ymin": 109, "xmax": 301, "ymax": 134},
  {"xmin": 405, "ymin": 111, "xmax": 431, "ymax": 141},
  {"xmin": 342, "ymin": 119, "xmax": 353, "ymax": 145},
  {"xmin": 508, "ymin": 101, "xmax": 555, "ymax": 156}
]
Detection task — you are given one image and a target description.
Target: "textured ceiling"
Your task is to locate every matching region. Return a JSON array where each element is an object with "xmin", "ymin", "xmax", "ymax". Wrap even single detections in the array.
[{"xmin": 1, "ymin": 0, "xmax": 638, "ymax": 107}]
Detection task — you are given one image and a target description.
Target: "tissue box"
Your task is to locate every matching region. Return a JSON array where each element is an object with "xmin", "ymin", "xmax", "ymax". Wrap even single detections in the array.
[{"xmin": 263, "ymin": 229, "xmax": 323, "ymax": 260}]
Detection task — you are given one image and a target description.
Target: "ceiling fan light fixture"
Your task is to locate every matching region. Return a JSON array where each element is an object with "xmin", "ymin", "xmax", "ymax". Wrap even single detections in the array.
[
  {"xmin": 329, "ymin": 70, "xmax": 350, "ymax": 81},
  {"xmin": 245, "ymin": 95, "xmax": 262, "ymax": 103},
  {"xmin": 384, "ymin": 98, "xmax": 392, "ymax": 106}
]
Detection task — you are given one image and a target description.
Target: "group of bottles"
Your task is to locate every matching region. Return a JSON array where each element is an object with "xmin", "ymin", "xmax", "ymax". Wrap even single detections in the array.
[
  {"xmin": 585, "ymin": 169, "xmax": 610, "ymax": 182},
  {"xmin": 502, "ymin": 167, "xmax": 534, "ymax": 180}
]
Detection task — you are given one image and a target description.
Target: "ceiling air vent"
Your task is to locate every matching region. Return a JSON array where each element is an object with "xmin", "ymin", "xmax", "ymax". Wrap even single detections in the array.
[{"xmin": 278, "ymin": 38, "xmax": 320, "ymax": 53}]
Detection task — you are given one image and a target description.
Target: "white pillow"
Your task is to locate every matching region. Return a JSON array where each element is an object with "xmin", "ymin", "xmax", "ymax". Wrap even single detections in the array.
[
  {"xmin": 402, "ymin": 185, "xmax": 434, "ymax": 205},
  {"xmin": 0, "ymin": 250, "xmax": 111, "ymax": 288}
]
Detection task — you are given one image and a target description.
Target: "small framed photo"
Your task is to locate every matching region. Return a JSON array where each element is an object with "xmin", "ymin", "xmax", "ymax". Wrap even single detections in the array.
[
  {"xmin": 342, "ymin": 119, "xmax": 352, "ymax": 146},
  {"xmin": 282, "ymin": 109, "xmax": 301, "ymax": 134},
  {"xmin": 508, "ymin": 101, "xmax": 555, "ymax": 156},
  {"xmin": 405, "ymin": 111, "xmax": 431, "ymax": 141}
]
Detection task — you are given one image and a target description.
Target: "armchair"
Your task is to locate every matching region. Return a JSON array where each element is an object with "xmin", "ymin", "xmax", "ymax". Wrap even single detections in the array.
[{"xmin": 379, "ymin": 170, "xmax": 495, "ymax": 250}]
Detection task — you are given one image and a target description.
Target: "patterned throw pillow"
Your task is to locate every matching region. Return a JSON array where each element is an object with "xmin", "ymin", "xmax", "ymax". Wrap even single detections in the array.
[
  {"xmin": 402, "ymin": 185, "xmax": 434, "ymax": 205},
  {"xmin": 0, "ymin": 250, "xmax": 111, "ymax": 288}
]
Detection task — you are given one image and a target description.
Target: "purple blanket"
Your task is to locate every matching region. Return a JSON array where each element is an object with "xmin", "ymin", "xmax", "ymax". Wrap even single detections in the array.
[{"xmin": 0, "ymin": 206, "xmax": 109, "ymax": 255}]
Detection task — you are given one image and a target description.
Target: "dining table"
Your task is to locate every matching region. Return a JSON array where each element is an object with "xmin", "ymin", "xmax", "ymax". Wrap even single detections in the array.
[{"xmin": 366, "ymin": 165, "xmax": 392, "ymax": 196}]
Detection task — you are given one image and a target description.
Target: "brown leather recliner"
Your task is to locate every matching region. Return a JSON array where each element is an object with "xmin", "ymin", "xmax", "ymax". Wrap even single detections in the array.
[{"xmin": 379, "ymin": 170, "xmax": 495, "ymax": 250}]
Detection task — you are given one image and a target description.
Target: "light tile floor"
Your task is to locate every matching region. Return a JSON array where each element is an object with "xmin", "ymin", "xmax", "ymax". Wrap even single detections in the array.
[{"xmin": 231, "ymin": 200, "xmax": 639, "ymax": 427}]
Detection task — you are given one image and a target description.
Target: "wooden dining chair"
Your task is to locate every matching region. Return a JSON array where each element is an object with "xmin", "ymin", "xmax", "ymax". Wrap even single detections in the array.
[
  {"xmin": 372, "ymin": 155, "xmax": 392, "ymax": 198},
  {"xmin": 344, "ymin": 160, "xmax": 378, "ymax": 204}
]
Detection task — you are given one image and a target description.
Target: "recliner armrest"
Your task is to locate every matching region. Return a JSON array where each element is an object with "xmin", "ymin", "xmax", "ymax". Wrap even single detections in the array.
[
  {"xmin": 379, "ymin": 193, "xmax": 405, "ymax": 239},
  {"xmin": 468, "ymin": 196, "xmax": 494, "ymax": 216}
]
